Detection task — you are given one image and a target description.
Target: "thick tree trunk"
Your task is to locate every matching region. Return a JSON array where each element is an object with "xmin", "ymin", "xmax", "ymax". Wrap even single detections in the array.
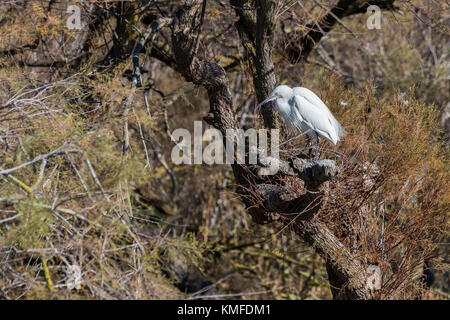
[{"xmin": 169, "ymin": 0, "xmax": 372, "ymax": 300}]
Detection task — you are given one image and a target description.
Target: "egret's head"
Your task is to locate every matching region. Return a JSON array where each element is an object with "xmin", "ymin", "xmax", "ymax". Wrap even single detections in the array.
[{"xmin": 255, "ymin": 85, "xmax": 293, "ymax": 111}]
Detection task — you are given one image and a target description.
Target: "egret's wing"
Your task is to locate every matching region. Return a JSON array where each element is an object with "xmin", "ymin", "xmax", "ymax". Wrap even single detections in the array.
[
  {"xmin": 291, "ymin": 95, "xmax": 339, "ymax": 145},
  {"xmin": 293, "ymin": 87, "xmax": 328, "ymax": 110},
  {"xmin": 293, "ymin": 87, "xmax": 345, "ymax": 140},
  {"xmin": 287, "ymin": 101, "xmax": 312, "ymax": 137}
]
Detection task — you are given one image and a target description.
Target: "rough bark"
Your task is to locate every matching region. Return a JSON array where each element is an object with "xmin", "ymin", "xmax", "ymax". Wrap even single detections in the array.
[
  {"xmin": 169, "ymin": 0, "xmax": 371, "ymax": 299},
  {"xmin": 231, "ymin": 0, "xmax": 278, "ymax": 129}
]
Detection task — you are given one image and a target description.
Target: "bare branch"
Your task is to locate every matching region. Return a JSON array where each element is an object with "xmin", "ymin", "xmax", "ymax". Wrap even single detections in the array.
[
  {"xmin": 0, "ymin": 149, "xmax": 80, "ymax": 176},
  {"xmin": 283, "ymin": 0, "xmax": 396, "ymax": 64},
  {"xmin": 123, "ymin": 17, "xmax": 173, "ymax": 153}
]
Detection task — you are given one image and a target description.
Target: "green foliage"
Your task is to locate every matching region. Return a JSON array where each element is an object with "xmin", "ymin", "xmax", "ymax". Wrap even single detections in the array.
[{"xmin": 5, "ymin": 201, "xmax": 55, "ymax": 250}]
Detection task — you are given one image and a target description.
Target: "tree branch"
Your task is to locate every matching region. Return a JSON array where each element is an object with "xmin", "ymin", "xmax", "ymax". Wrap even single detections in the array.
[
  {"xmin": 123, "ymin": 17, "xmax": 173, "ymax": 153},
  {"xmin": 283, "ymin": 0, "xmax": 396, "ymax": 64},
  {"xmin": 231, "ymin": 0, "xmax": 279, "ymax": 129},
  {"xmin": 168, "ymin": 0, "xmax": 370, "ymax": 299}
]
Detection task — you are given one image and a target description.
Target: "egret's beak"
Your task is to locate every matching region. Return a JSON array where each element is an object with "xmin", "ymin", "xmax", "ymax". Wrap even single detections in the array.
[{"xmin": 255, "ymin": 95, "xmax": 277, "ymax": 112}]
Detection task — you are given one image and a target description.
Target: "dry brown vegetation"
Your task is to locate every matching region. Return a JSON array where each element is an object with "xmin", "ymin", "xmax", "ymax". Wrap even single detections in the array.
[{"xmin": 0, "ymin": 0, "xmax": 448, "ymax": 300}]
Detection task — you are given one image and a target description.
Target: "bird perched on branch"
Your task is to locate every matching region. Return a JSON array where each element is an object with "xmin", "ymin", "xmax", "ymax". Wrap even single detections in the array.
[{"xmin": 255, "ymin": 85, "xmax": 345, "ymax": 159}]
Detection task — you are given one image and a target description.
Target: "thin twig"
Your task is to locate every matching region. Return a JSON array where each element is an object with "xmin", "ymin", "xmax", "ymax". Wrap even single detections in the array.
[{"xmin": 123, "ymin": 18, "xmax": 172, "ymax": 154}]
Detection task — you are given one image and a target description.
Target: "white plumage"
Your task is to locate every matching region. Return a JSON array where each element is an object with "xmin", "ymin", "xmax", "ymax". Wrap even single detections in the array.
[
  {"xmin": 255, "ymin": 85, "xmax": 345, "ymax": 158},
  {"xmin": 293, "ymin": 87, "xmax": 345, "ymax": 140}
]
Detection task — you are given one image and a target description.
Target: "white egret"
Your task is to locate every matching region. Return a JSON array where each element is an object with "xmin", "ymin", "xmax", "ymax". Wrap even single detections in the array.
[{"xmin": 255, "ymin": 85, "xmax": 345, "ymax": 159}]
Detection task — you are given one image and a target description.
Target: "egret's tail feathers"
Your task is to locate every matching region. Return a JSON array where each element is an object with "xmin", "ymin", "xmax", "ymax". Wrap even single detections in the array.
[
  {"xmin": 316, "ymin": 128, "xmax": 338, "ymax": 145},
  {"xmin": 328, "ymin": 114, "xmax": 345, "ymax": 141},
  {"xmin": 330, "ymin": 132, "xmax": 339, "ymax": 145}
]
